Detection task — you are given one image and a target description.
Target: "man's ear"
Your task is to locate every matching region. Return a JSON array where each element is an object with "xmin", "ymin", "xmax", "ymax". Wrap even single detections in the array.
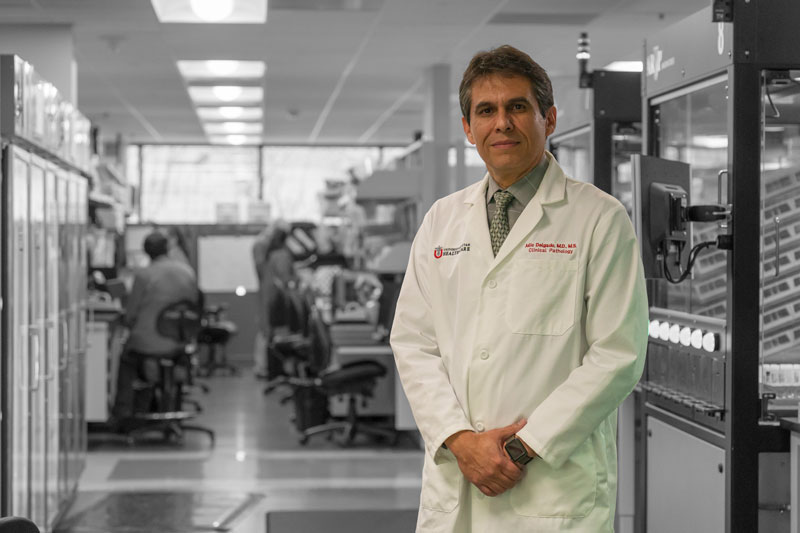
[
  {"xmin": 545, "ymin": 106, "xmax": 557, "ymax": 137},
  {"xmin": 462, "ymin": 116, "xmax": 476, "ymax": 145}
]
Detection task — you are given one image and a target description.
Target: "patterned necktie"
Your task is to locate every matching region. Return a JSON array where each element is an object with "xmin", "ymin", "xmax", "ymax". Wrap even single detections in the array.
[{"xmin": 489, "ymin": 190, "xmax": 514, "ymax": 256}]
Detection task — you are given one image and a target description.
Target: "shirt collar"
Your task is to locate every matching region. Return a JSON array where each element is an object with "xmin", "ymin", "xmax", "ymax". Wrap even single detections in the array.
[{"xmin": 485, "ymin": 156, "xmax": 549, "ymax": 208}]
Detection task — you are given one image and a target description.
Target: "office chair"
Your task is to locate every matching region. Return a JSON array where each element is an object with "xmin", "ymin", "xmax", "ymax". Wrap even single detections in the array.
[
  {"xmin": 198, "ymin": 303, "xmax": 239, "ymax": 376},
  {"xmin": 0, "ymin": 517, "xmax": 40, "ymax": 533},
  {"xmin": 126, "ymin": 299, "xmax": 215, "ymax": 446},
  {"xmin": 262, "ymin": 283, "xmax": 314, "ymax": 398},
  {"xmin": 286, "ymin": 303, "xmax": 397, "ymax": 446}
]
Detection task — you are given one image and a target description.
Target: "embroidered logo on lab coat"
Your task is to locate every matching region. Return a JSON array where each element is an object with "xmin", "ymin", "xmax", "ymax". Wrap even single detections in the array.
[
  {"xmin": 525, "ymin": 242, "xmax": 577, "ymax": 255},
  {"xmin": 433, "ymin": 243, "xmax": 471, "ymax": 259}
]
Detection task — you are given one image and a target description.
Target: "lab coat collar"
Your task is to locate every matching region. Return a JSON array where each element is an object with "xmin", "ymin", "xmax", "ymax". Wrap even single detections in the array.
[
  {"xmin": 463, "ymin": 151, "xmax": 567, "ymax": 271},
  {"xmin": 463, "ymin": 151, "xmax": 565, "ymax": 207}
]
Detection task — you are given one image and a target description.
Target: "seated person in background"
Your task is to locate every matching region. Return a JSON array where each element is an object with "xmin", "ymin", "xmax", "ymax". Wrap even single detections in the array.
[
  {"xmin": 112, "ymin": 232, "xmax": 200, "ymax": 422},
  {"xmin": 165, "ymin": 225, "xmax": 195, "ymax": 278}
]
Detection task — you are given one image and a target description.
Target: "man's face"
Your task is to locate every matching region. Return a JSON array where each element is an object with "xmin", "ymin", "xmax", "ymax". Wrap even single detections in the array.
[{"xmin": 462, "ymin": 73, "xmax": 556, "ymax": 185}]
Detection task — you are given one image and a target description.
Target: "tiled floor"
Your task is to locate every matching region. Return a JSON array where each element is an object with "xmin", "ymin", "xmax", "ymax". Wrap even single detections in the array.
[{"xmin": 56, "ymin": 371, "xmax": 423, "ymax": 533}]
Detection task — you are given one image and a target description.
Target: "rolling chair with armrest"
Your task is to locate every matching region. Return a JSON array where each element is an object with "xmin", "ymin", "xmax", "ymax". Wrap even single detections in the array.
[
  {"xmin": 125, "ymin": 299, "xmax": 215, "ymax": 446},
  {"xmin": 0, "ymin": 517, "xmax": 39, "ymax": 533},
  {"xmin": 286, "ymin": 304, "xmax": 397, "ymax": 446},
  {"xmin": 262, "ymin": 282, "xmax": 314, "ymax": 398}
]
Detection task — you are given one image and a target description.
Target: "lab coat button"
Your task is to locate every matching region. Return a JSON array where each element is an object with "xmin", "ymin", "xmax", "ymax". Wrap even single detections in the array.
[
  {"xmin": 475, "ymin": 422, "xmax": 485, "ymax": 432},
  {"xmin": 480, "ymin": 350, "xmax": 489, "ymax": 360},
  {"xmin": 487, "ymin": 279, "xmax": 497, "ymax": 289}
]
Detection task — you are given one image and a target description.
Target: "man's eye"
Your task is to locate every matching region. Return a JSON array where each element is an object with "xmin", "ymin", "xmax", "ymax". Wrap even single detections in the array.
[
  {"xmin": 512, "ymin": 103, "xmax": 525, "ymax": 110},
  {"xmin": 478, "ymin": 108, "xmax": 492, "ymax": 114}
]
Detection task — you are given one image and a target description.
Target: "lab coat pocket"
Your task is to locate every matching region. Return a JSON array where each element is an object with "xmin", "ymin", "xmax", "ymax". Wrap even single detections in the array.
[
  {"xmin": 509, "ymin": 438, "xmax": 598, "ymax": 518},
  {"xmin": 507, "ymin": 260, "xmax": 579, "ymax": 335},
  {"xmin": 420, "ymin": 454, "xmax": 463, "ymax": 513}
]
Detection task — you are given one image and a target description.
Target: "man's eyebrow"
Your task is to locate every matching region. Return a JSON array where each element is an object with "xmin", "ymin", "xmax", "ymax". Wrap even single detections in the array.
[
  {"xmin": 506, "ymin": 97, "xmax": 532, "ymax": 106},
  {"xmin": 473, "ymin": 96, "xmax": 532, "ymax": 110}
]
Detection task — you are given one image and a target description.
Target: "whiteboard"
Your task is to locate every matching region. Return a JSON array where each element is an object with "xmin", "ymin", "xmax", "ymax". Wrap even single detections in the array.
[{"xmin": 197, "ymin": 235, "xmax": 258, "ymax": 292}]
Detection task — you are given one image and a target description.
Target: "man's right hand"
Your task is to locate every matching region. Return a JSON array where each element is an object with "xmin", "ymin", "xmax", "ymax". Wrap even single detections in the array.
[{"xmin": 444, "ymin": 419, "xmax": 528, "ymax": 497}]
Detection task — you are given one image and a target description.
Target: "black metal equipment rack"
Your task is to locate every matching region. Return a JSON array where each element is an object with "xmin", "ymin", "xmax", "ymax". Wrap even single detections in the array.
[
  {"xmin": 549, "ymin": 69, "xmax": 640, "ymax": 198},
  {"xmin": 635, "ymin": 3, "xmax": 800, "ymax": 532}
]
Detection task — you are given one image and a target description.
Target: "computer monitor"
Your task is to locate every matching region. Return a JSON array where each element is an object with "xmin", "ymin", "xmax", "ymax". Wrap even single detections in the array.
[{"xmin": 632, "ymin": 154, "xmax": 692, "ymax": 279}]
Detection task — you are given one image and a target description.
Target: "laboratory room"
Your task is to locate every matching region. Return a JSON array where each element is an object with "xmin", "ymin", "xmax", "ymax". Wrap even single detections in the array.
[{"xmin": 4, "ymin": 1, "xmax": 800, "ymax": 532}]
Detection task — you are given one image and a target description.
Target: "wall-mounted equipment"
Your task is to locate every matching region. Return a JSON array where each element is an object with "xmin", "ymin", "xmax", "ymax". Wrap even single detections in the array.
[{"xmin": 633, "ymin": 154, "xmax": 730, "ymax": 282}]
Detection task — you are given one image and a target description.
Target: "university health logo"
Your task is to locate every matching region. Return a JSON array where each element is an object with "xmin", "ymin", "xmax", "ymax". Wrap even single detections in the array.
[{"xmin": 433, "ymin": 243, "xmax": 470, "ymax": 259}]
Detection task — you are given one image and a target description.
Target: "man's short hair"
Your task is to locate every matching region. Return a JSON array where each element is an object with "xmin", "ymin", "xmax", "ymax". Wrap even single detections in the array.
[
  {"xmin": 459, "ymin": 44, "xmax": 554, "ymax": 124},
  {"xmin": 143, "ymin": 232, "xmax": 169, "ymax": 260}
]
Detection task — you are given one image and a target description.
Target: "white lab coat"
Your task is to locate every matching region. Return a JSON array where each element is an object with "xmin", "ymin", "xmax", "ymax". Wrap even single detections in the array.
[{"xmin": 391, "ymin": 152, "xmax": 648, "ymax": 532}]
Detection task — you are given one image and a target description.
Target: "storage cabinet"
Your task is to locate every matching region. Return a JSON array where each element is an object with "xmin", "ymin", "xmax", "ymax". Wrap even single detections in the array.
[{"xmin": 1, "ymin": 55, "xmax": 90, "ymax": 533}]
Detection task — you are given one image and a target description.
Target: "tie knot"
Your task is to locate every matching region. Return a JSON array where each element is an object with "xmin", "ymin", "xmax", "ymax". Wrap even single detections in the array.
[{"xmin": 493, "ymin": 190, "xmax": 514, "ymax": 210}]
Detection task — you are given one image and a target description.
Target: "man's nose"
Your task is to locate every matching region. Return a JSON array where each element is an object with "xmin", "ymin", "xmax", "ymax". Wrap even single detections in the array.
[{"xmin": 495, "ymin": 109, "xmax": 513, "ymax": 131}]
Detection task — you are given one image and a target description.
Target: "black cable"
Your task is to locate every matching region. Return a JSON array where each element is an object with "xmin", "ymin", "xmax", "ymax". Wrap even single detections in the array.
[
  {"xmin": 766, "ymin": 83, "xmax": 781, "ymax": 118},
  {"xmin": 663, "ymin": 240, "xmax": 717, "ymax": 284}
]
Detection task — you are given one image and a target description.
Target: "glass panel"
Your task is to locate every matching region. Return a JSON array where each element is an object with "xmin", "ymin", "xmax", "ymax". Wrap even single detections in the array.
[
  {"xmin": 550, "ymin": 126, "xmax": 591, "ymax": 183},
  {"xmin": 44, "ymin": 169, "xmax": 61, "ymax": 527},
  {"xmin": 759, "ymin": 69, "xmax": 800, "ymax": 405},
  {"xmin": 652, "ymin": 77, "xmax": 729, "ymax": 318},
  {"xmin": 261, "ymin": 146, "xmax": 403, "ymax": 222},
  {"xmin": 139, "ymin": 145, "xmax": 259, "ymax": 224},
  {"xmin": 56, "ymin": 173, "xmax": 70, "ymax": 501},
  {"xmin": 11, "ymin": 150, "xmax": 31, "ymax": 519},
  {"xmin": 28, "ymin": 159, "xmax": 48, "ymax": 528},
  {"xmin": 135, "ymin": 145, "xmax": 404, "ymax": 224},
  {"xmin": 612, "ymin": 122, "xmax": 642, "ymax": 217}
]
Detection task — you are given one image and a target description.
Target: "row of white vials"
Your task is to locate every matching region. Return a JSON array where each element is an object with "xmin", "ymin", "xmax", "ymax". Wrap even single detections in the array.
[{"xmin": 648, "ymin": 320, "xmax": 719, "ymax": 353}]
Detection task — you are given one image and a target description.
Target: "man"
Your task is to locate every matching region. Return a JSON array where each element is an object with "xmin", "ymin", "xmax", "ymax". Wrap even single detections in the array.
[
  {"xmin": 113, "ymin": 232, "xmax": 199, "ymax": 419},
  {"xmin": 390, "ymin": 45, "xmax": 648, "ymax": 532}
]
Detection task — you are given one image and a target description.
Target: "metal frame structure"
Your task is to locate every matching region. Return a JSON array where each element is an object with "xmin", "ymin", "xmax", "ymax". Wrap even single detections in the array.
[
  {"xmin": 549, "ymin": 70, "xmax": 640, "ymax": 195},
  {"xmin": 636, "ymin": 3, "xmax": 799, "ymax": 531}
]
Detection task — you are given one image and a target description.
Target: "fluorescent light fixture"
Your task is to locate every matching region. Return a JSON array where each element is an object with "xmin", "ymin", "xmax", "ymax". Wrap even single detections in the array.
[
  {"xmin": 197, "ymin": 107, "xmax": 263, "ymax": 121},
  {"xmin": 151, "ymin": 0, "xmax": 267, "ymax": 23},
  {"xmin": 188, "ymin": 86, "xmax": 262, "ymax": 105},
  {"xmin": 204, "ymin": 122, "xmax": 262, "ymax": 135},
  {"xmin": 213, "ymin": 86, "xmax": 242, "ymax": 101},
  {"xmin": 219, "ymin": 106, "xmax": 244, "ymax": 119},
  {"xmin": 207, "ymin": 60, "xmax": 239, "ymax": 76},
  {"xmin": 603, "ymin": 61, "xmax": 644, "ymax": 72},
  {"xmin": 191, "ymin": 0, "xmax": 233, "ymax": 21},
  {"xmin": 177, "ymin": 60, "xmax": 266, "ymax": 79},
  {"xmin": 208, "ymin": 134, "xmax": 261, "ymax": 145}
]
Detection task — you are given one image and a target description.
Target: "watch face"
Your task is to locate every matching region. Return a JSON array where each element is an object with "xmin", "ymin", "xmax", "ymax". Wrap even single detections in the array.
[{"xmin": 504, "ymin": 437, "xmax": 531, "ymax": 464}]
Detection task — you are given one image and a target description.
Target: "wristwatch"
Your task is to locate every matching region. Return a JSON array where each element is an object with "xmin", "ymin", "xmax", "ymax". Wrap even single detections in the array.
[{"xmin": 504, "ymin": 435, "xmax": 534, "ymax": 465}]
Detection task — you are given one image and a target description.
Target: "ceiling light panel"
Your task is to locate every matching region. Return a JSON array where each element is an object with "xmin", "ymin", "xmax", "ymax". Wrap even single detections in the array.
[
  {"xmin": 208, "ymin": 134, "xmax": 262, "ymax": 145},
  {"xmin": 603, "ymin": 61, "xmax": 643, "ymax": 72},
  {"xmin": 197, "ymin": 107, "xmax": 263, "ymax": 121},
  {"xmin": 204, "ymin": 122, "xmax": 263, "ymax": 135},
  {"xmin": 151, "ymin": 0, "xmax": 267, "ymax": 24},
  {"xmin": 188, "ymin": 86, "xmax": 263, "ymax": 105},
  {"xmin": 177, "ymin": 60, "xmax": 266, "ymax": 80}
]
